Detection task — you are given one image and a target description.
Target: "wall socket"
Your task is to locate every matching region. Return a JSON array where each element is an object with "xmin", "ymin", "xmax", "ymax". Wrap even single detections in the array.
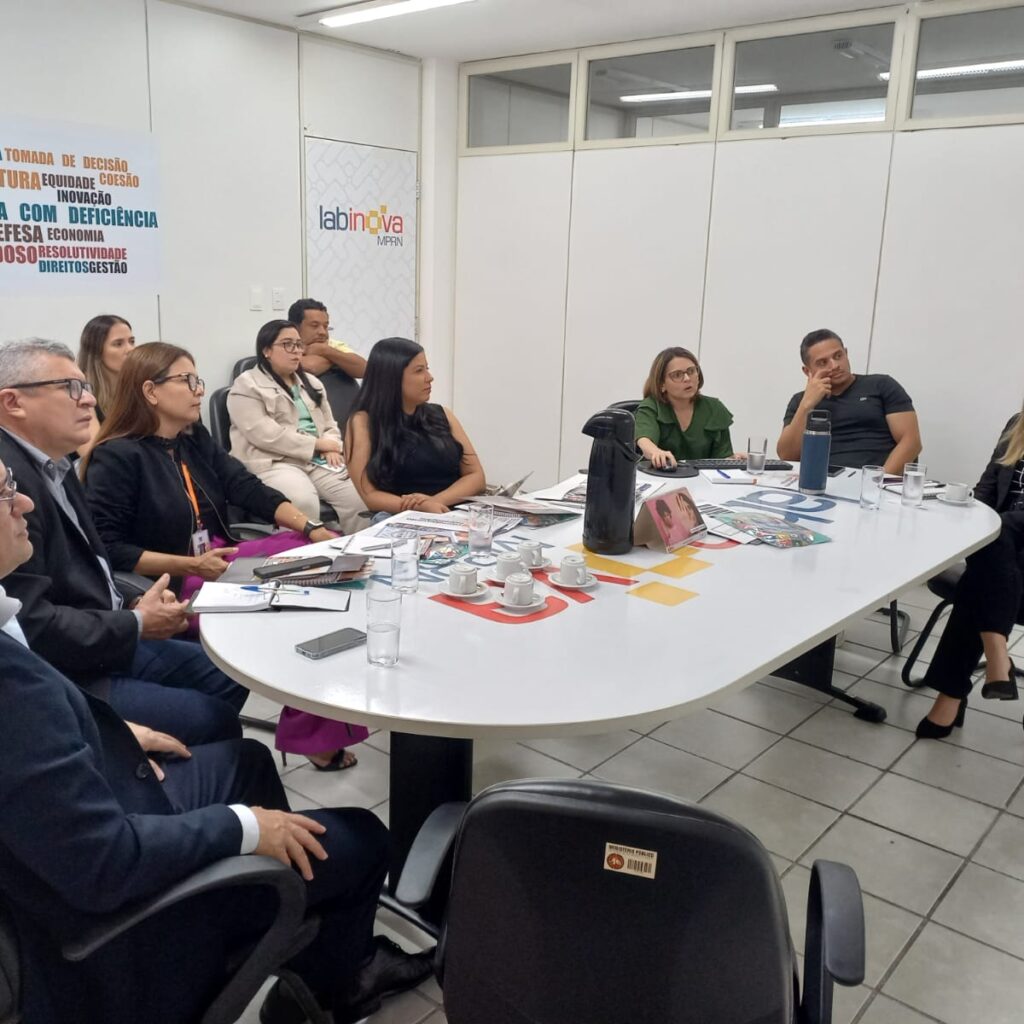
[
  {"xmin": 272, "ymin": 287, "xmax": 286, "ymax": 311},
  {"xmin": 249, "ymin": 286, "xmax": 264, "ymax": 311}
]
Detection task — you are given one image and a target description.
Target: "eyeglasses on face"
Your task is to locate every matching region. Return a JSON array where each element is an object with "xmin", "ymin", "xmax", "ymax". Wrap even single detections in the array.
[
  {"xmin": 274, "ymin": 341, "xmax": 306, "ymax": 354},
  {"xmin": 665, "ymin": 367, "xmax": 699, "ymax": 382},
  {"xmin": 152, "ymin": 372, "xmax": 205, "ymax": 394},
  {"xmin": 6, "ymin": 377, "xmax": 94, "ymax": 402},
  {"xmin": 0, "ymin": 468, "xmax": 17, "ymax": 505}
]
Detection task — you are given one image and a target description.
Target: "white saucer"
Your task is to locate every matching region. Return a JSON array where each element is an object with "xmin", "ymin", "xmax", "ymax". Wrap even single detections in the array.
[
  {"xmin": 441, "ymin": 582, "xmax": 490, "ymax": 601},
  {"xmin": 548, "ymin": 572, "xmax": 597, "ymax": 590},
  {"xmin": 937, "ymin": 493, "xmax": 973, "ymax": 507},
  {"xmin": 495, "ymin": 592, "xmax": 547, "ymax": 613},
  {"xmin": 523, "ymin": 557, "xmax": 552, "ymax": 572}
]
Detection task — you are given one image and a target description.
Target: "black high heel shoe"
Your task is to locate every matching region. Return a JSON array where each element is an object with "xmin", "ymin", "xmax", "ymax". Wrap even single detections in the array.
[
  {"xmin": 915, "ymin": 697, "xmax": 967, "ymax": 740},
  {"xmin": 981, "ymin": 659, "xmax": 1018, "ymax": 701}
]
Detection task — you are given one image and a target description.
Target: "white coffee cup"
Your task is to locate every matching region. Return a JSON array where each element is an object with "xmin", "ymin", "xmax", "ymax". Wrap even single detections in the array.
[
  {"xmin": 449, "ymin": 563, "xmax": 478, "ymax": 595},
  {"xmin": 559, "ymin": 553, "xmax": 588, "ymax": 585},
  {"xmin": 503, "ymin": 572, "xmax": 535, "ymax": 606},
  {"xmin": 494, "ymin": 552, "xmax": 526, "ymax": 581},
  {"xmin": 945, "ymin": 482, "xmax": 974, "ymax": 504},
  {"xmin": 518, "ymin": 540, "xmax": 544, "ymax": 567}
]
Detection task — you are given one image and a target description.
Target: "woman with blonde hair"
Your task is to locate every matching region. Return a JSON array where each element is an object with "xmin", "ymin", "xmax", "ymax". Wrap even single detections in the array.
[
  {"xmin": 76, "ymin": 313, "xmax": 135, "ymax": 452},
  {"xmin": 634, "ymin": 347, "xmax": 734, "ymax": 469},
  {"xmin": 917, "ymin": 407, "xmax": 1024, "ymax": 738}
]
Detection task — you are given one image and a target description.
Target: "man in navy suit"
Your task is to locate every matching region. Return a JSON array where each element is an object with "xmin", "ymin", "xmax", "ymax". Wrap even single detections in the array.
[
  {"xmin": 0, "ymin": 454, "xmax": 431, "ymax": 1022},
  {"xmin": 0, "ymin": 338, "xmax": 245, "ymax": 744}
]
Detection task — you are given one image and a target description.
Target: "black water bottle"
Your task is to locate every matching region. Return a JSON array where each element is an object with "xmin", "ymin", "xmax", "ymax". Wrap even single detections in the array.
[
  {"xmin": 798, "ymin": 409, "xmax": 832, "ymax": 495},
  {"xmin": 581, "ymin": 408, "xmax": 637, "ymax": 555}
]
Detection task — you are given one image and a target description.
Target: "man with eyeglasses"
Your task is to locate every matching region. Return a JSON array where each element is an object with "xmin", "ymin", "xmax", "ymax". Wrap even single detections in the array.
[
  {"xmin": 0, "ymin": 338, "xmax": 247, "ymax": 747},
  {"xmin": 0, "ymin": 456, "xmax": 433, "ymax": 1023},
  {"xmin": 777, "ymin": 329, "xmax": 922, "ymax": 474}
]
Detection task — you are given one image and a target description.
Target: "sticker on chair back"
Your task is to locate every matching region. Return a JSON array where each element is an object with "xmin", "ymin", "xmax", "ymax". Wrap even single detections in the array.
[{"xmin": 604, "ymin": 842, "xmax": 657, "ymax": 879}]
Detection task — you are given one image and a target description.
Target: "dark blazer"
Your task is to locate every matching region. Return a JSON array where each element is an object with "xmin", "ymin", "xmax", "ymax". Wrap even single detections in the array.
[
  {"xmin": 0, "ymin": 430, "xmax": 139, "ymax": 682},
  {"xmin": 0, "ymin": 632, "xmax": 240, "ymax": 1021},
  {"xmin": 83, "ymin": 423, "xmax": 287, "ymax": 573},
  {"xmin": 976, "ymin": 415, "xmax": 1021, "ymax": 512}
]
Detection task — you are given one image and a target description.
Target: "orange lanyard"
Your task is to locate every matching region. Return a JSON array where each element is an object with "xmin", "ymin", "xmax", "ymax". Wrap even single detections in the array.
[{"xmin": 180, "ymin": 462, "xmax": 203, "ymax": 528}]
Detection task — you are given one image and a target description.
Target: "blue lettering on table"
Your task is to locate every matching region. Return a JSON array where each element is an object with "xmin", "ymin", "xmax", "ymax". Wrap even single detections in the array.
[{"xmin": 726, "ymin": 490, "xmax": 837, "ymax": 525}]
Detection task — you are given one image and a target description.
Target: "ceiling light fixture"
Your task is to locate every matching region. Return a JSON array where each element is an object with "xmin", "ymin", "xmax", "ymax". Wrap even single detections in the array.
[
  {"xmin": 619, "ymin": 83, "xmax": 777, "ymax": 103},
  {"xmin": 879, "ymin": 58, "xmax": 1024, "ymax": 82},
  {"xmin": 317, "ymin": 0, "xmax": 476, "ymax": 29}
]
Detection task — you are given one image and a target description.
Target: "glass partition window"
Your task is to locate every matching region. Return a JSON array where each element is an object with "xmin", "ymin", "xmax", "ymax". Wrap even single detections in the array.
[
  {"xmin": 585, "ymin": 46, "xmax": 716, "ymax": 140},
  {"xmin": 911, "ymin": 6, "xmax": 1024, "ymax": 120},
  {"xmin": 467, "ymin": 64, "xmax": 573, "ymax": 147},
  {"xmin": 730, "ymin": 23, "xmax": 895, "ymax": 130}
]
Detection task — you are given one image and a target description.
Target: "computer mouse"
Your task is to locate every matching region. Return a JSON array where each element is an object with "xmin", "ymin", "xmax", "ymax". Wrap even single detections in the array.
[{"xmin": 654, "ymin": 463, "xmax": 678, "ymax": 474}]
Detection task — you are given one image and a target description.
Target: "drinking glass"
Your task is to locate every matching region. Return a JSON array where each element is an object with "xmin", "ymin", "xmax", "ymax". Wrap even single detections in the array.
[
  {"xmin": 390, "ymin": 535, "xmax": 420, "ymax": 593},
  {"xmin": 901, "ymin": 463, "xmax": 926, "ymax": 508},
  {"xmin": 366, "ymin": 586, "xmax": 401, "ymax": 666},
  {"xmin": 860, "ymin": 465, "xmax": 884, "ymax": 511},
  {"xmin": 467, "ymin": 502, "xmax": 494, "ymax": 554},
  {"xmin": 746, "ymin": 437, "xmax": 767, "ymax": 476}
]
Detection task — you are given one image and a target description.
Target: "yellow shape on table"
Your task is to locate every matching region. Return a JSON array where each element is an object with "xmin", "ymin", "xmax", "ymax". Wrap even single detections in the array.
[
  {"xmin": 567, "ymin": 544, "xmax": 646, "ymax": 578},
  {"xmin": 649, "ymin": 551, "xmax": 712, "ymax": 580},
  {"xmin": 627, "ymin": 581, "xmax": 698, "ymax": 607}
]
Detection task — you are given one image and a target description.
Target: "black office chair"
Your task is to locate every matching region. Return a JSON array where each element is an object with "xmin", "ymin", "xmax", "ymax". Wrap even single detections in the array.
[
  {"xmin": 0, "ymin": 857, "xmax": 318, "ymax": 1024},
  {"xmin": 232, "ymin": 356, "xmax": 257, "ymax": 381},
  {"xmin": 317, "ymin": 368, "xmax": 361, "ymax": 429},
  {"xmin": 609, "ymin": 399, "xmax": 641, "ymax": 415},
  {"xmin": 407, "ymin": 779, "xmax": 864, "ymax": 1024}
]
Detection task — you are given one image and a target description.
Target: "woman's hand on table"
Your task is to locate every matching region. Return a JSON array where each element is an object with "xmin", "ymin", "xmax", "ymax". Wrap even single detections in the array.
[
  {"xmin": 309, "ymin": 527, "xmax": 339, "ymax": 544},
  {"xmin": 190, "ymin": 547, "xmax": 238, "ymax": 580},
  {"xmin": 649, "ymin": 448, "xmax": 677, "ymax": 469}
]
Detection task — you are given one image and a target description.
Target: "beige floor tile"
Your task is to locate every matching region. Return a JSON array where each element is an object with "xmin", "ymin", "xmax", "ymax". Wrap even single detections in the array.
[
  {"xmin": 471, "ymin": 739, "xmax": 581, "ymax": 792},
  {"xmin": 592, "ymin": 736, "xmax": 732, "ymax": 802},
  {"xmin": 800, "ymin": 816, "xmax": 961, "ymax": 916},
  {"xmin": 858, "ymin": 994, "xmax": 943, "ymax": 1023},
  {"xmin": 791, "ymin": 706, "xmax": 916, "ymax": 769},
  {"xmin": 700, "ymin": 775, "xmax": 838, "ymax": 861},
  {"xmin": 843, "ymin": 680, "xmax": 935, "ymax": 733},
  {"xmin": 364, "ymin": 990, "xmax": 437, "ymax": 1024},
  {"xmin": 282, "ymin": 741, "xmax": 391, "ymax": 808},
  {"xmin": 865, "ymin": 655, "xmax": 935, "ymax": 691},
  {"xmin": 973, "ymin": 813, "xmax": 1024, "ymax": 881},
  {"xmin": 744, "ymin": 738, "xmax": 882, "ymax": 810},
  {"xmin": 759, "ymin": 674, "xmax": 837, "ymax": 703},
  {"xmin": 890, "ymin": 740, "xmax": 1024, "ymax": 807},
  {"xmin": 833, "ymin": 641, "xmax": 891, "ymax": 678},
  {"xmin": 241, "ymin": 691, "xmax": 283, "ymax": 720},
  {"xmin": 884, "ymin": 922, "xmax": 1024, "ymax": 1024},
  {"xmin": 519, "ymin": 729, "xmax": 642, "ymax": 772},
  {"xmin": 1007, "ymin": 784, "xmax": 1024, "ymax": 817},
  {"xmin": 851, "ymin": 774, "xmax": 998, "ymax": 857},
  {"xmin": 932, "ymin": 862, "xmax": 1024, "ymax": 960},
  {"xmin": 943, "ymin": 707, "xmax": 1024, "ymax": 767},
  {"xmin": 710, "ymin": 684, "xmax": 821, "ymax": 733},
  {"xmin": 650, "ymin": 709, "xmax": 780, "ymax": 769}
]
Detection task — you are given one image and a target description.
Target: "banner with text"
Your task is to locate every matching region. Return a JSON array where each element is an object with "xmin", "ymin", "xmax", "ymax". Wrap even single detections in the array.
[
  {"xmin": 0, "ymin": 118, "xmax": 159, "ymax": 293},
  {"xmin": 305, "ymin": 138, "xmax": 417, "ymax": 353}
]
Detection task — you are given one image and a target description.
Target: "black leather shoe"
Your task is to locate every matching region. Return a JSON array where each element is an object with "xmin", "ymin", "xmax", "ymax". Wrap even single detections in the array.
[
  {"xmin": 915, "ymin": 697, "xmax": 967, "ymax": 739},
  {"xmin": 981, "ymin": 660, "xmax": 1019, "ymax": 701},
  {"xmin": 333, "ymin": 937, "xmax": 434, "ymax": 1024}
]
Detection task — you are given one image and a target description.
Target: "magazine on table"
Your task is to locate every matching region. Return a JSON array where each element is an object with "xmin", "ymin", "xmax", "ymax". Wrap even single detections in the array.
[
  {"xmin": 457, "ymin": 493, "xmax": 582, "ymax": 518},
  {"xmin": 707, "ymin": 510, "xmax": 830, "ymax": 548},
  {"xmin": 634, "ymin": 487, "xmax": 707, "ymax": 552},
  {"xmin": 530, "ymin": 475, "xmax": 661, "ymax": 507},
  {"xmin": 220, "ymin": 554, "xmax": 371, "ymax": 586},
  {"xmin": 697, "ymin": 503, "xmax": 760, "ymax": 545}
]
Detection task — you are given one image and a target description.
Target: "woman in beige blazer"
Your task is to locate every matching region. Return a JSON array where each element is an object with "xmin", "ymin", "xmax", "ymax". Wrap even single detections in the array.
[{"xmin": 227, "ymin": 320, "xmax": 365, "ymax": 533}]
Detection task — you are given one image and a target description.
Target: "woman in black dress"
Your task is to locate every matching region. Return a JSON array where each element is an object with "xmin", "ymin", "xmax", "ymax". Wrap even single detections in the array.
[
  {"xmin": 917, "ymin": 407, "xmax": 1024, "ymax": 738},
  {"xmin": 344, "ymin": 337, "xmax": 485, "ymax": 515}
]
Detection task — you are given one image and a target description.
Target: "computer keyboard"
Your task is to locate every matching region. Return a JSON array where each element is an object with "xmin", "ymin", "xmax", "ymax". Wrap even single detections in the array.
[{"xmin": 684, "ymin": 458, "xmax": 794, "ymax": 472}]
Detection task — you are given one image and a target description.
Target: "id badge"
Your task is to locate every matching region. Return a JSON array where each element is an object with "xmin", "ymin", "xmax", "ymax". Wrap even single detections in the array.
[{"xmin": 191, "ymin": 528, "xmax": 211, "ymax": 556}]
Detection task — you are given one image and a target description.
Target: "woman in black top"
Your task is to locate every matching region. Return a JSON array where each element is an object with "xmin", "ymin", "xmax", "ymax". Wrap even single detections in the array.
[
  {"xmin": 917, "ymin": 409, "xmax": 1024, "ymax": 739},
  {"xmin": 83, "ymin": 342, "xmax": 367, "ymax": 770},
  {"xmin": 344, "ymin": 337, "xmax": 485, "ymax": 514}
]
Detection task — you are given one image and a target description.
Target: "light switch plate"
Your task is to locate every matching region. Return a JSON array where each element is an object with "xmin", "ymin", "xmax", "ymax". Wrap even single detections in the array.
[{"xmin": 249, "ymin": 286, "xmax": 264, "ymax": 311}]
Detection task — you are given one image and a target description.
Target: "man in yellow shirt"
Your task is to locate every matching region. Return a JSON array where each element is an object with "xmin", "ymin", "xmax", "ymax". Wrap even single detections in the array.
[{"xmin": 289, "ymin": 298, "xmax": 367, "ymax": 380}]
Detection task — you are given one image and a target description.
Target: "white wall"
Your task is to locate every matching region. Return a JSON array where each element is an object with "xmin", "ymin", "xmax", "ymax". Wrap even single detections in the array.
[
  {"xmin": 455, "ymin": 122, "xmax": 1024, "ymax": 488},
  {"xmin": 0, "ymin": 0, "xmax": 423, "ymax": 398}
]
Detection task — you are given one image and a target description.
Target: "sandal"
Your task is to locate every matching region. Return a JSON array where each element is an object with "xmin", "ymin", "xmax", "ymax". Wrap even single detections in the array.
[{"xmin": 307, "ymin": 749, "xmax": 358, "ymax": 772}]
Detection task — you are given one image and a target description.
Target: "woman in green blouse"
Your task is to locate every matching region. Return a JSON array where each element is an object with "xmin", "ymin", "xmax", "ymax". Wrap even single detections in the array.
[{"xmin": 634, "ymin": 347, "xmax": 734, "ymax": 468}]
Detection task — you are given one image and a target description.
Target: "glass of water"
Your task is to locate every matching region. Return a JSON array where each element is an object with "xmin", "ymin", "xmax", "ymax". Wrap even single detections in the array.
[
  {"xmin": 746, "ymin": 437, "xmax": 767, "ymax": 476},
  {"xmin": 467, "ymin": 502, "xmax": 494, "ymax": 554},
  {"xmin": 901, "ymin": 462, "xmax": 926, "ymax": 508},
  {"xmin": 390, "ymin": 535, "xmax": 420, "ymax": 593},
  {"xmin": 860, "ymin": 465, "xmax": 884, "ymax": 511},
  {"xmin": 366, "ymin": 586, "xmax": 401, "ymax": 666}
]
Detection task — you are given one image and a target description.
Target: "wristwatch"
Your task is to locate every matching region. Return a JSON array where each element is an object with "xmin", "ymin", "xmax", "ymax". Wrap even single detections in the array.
[{"xmin": 302, "ymin": 519, "xmax": 324, "ymax": 539}]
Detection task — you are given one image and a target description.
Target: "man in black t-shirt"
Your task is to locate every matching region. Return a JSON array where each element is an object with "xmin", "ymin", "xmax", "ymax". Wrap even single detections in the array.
[{"xmin": 777, "ymin": 329, "xmax": 922, "ymax": 472}]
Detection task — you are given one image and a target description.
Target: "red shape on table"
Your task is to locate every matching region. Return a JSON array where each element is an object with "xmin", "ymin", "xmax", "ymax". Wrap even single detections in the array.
[{"xmin": 431, "ymin": 591, "xmax": 568, "ymax": 623}]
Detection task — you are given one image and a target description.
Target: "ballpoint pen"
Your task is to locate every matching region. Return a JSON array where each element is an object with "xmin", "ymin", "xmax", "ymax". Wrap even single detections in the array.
[{"xmin": 240, "ymin": 584, "xmax": 311, "ymax": 595}]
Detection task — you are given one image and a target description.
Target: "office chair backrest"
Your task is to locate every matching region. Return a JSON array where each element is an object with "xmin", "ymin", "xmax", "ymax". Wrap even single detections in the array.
[
  {"xmin": 440, "ymin": 779, "xmax": 796, "ymax": 1024},
  {"xmin": 609, "ymin": 399, "xmax": 641, "ymax": 415},
  {"xmin": 317, "ymin": 369, "xmax": 361, "ymax": 429},
  {"xmin": 208, "ymin": 387, "xmax": 232, "ymax": 452},
  {"xmin": 0, "ymin": 901, "xmax": 19, "ymax": 1024},
  {"xmin": 232, "ymin": 356, "xmax": 257, "ymax": 381}
]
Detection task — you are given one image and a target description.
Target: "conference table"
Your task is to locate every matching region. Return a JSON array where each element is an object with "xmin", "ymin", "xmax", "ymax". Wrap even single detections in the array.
[{"xmin": 201, "ymin": 468, "xmax": 999, "ymax": 902}]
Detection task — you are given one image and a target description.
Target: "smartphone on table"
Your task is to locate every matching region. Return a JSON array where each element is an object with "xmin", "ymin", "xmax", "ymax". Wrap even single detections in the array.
[{"xmin": 295, "ymin": 627, "xmax": 367, "ymax": 660}]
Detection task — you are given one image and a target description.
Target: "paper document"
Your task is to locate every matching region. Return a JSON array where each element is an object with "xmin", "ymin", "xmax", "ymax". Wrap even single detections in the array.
[{"xmin": 191, "ymin": 582, "xmax": 352, "ymax": 613}]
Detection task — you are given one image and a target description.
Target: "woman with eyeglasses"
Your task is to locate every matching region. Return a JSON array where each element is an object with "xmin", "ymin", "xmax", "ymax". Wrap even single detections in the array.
[
  {"xmin": 227, "ymin": 320, "xmax": 365, "ymax": 533},
  {"xmin": 634, "ymin": 347, "xmax": 734, "ymax": 469},
  {"xmin": 82, "ymin": 342, "xmax": 367, "ymax": 772},
  {"xmin": 76, "ymin": 313, "xmax": 135, "ymax": 455}
]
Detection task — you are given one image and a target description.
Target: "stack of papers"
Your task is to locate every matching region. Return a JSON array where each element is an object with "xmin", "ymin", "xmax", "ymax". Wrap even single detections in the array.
[{"xmin": 191, "ymin": 582, "xmax": 352, "ymax": 613}]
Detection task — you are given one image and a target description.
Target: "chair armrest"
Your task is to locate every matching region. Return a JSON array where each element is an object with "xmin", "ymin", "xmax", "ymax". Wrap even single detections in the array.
[
  {"xmin": 231, "ymin": 522, "xmax": 277, "ymax": 539},
  {"xmin": 63, "ymin": 856, "xmax": 304, "ymax": 961},
  {"xmin": 113, "ymin": 571, "xmax": 156, "ymax": 605},
  {"xmin": 394, "ymin": 802, "xmax": 467, "ymax": 909},
  {"xmin": 800, "ymin": 859, "xmax": 865, "ymax": 1024}
]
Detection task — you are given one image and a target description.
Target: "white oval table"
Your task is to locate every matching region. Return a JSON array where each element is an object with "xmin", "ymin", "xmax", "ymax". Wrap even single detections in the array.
[{"xmin": 202, "ymin": 470, "xmax": 999, "ymax": 895}]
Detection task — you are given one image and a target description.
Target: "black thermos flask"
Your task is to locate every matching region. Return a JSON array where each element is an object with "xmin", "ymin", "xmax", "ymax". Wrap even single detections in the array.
[{"xmin": 582, "ymin": 408, "xmax": 638, "ymax": 555}]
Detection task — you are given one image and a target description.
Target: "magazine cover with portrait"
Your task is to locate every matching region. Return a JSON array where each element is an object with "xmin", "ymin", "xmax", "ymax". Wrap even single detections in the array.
[{"xmin": 634, "ymin": 487, "xmax": 707, "ymax": 552}]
